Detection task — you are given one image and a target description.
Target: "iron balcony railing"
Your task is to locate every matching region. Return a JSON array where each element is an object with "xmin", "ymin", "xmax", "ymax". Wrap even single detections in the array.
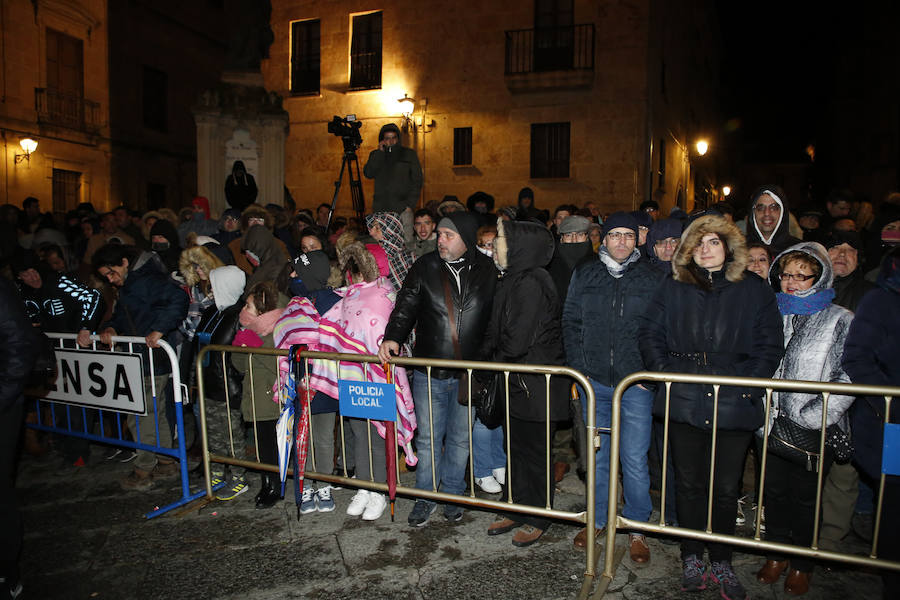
[
  {"xmin": 505, "ymin": 24, "xmax": 595, "ymax": 75},
  {"xmin": 35, "ymin": 87, "xmax": 101, "ymax": 133}
]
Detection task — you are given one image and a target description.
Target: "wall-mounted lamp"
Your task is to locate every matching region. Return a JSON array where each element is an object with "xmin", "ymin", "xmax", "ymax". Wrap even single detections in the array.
[
  {"xmin": 695, "ymin": 139, "xmax": 709, "ymax": 156},
  {"xmin": 398, "ymin": 93, "xmax": 415, "ymax": 128},
  {"xmin": 722, "ymin": 185, "xmax": 732, "ymax": 197},
  {"xmin": 15, "ymin": 138, "xmax": 38, "ymax": 163}
]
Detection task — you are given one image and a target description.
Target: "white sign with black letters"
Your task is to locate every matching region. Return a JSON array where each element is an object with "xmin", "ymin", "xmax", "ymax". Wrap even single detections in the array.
[{"xmin": 44, "ymin": 350, "xmax": 146, "ymax": 415}]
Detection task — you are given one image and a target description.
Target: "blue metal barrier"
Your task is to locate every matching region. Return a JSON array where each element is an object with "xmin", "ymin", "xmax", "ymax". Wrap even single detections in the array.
[{"xmin": 25, "ymin": 333, "xmax": 223, "ymax": 518}]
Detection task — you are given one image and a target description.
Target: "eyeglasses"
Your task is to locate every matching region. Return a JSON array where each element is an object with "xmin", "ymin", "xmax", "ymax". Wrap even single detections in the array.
[
  {"xmin": 779, "ymin": 272, "xmax": 816, "ymax": 282},
  {"xmin": 754, "ymin": 203, "xmax": 781, "ymax": 214},
  {"xmin": 606, "ymin": 232, "xmax": 636, "ymax": 241},
  {"xmin": 654, "ymin": 238, "xmax": 679, "ymax": 248}
]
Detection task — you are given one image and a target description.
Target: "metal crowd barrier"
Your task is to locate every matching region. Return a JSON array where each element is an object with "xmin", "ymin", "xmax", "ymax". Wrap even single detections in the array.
[
  {"xmin": 196, "ymin": 345, "xmax": 604, "ymax": 598},
  {"xmin": 593, "ymin": 371, "xmax": 900, "ymax": 599},
  {"xmin": 25, "ymin": 332, "xmax": 213, "ymax": 519}
]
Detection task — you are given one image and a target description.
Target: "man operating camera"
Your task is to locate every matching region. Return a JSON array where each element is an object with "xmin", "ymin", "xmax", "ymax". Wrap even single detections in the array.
[{"xmin": 363, "ymin": 123, "xmax": 423, "ymax": 242}]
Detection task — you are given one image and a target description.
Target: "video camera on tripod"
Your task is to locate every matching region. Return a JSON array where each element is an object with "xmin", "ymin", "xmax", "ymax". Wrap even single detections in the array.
[
  {"xmin": 325, "ymin": 115, "xmax": 365, "ymax": 227},
  {"xmin": 327, "ymin": 114, "xmax": 363, "ymax": 153}
]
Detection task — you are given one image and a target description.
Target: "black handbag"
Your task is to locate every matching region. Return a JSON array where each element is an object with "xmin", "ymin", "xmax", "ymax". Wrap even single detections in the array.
[
  {"xmin": 472, "ymin": 372, "xmax": 504, "ymax": 429},
  {"xmin": 767, "ymin": 414, "xmax": 823, "ymax": 472}
]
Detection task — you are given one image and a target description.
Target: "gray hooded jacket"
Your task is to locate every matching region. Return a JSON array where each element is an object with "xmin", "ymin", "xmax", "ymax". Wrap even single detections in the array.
[{"xmin": 764, "ymin": 241, "xmax": 855, "ymax": 434}]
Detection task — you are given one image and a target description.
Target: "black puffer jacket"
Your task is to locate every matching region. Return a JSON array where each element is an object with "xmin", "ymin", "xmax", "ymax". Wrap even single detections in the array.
[
  {"xmin": 483, "ymin": 219, "xmax": 569, "ymax": 422},
  {"xmin": 383, "ymin": 212, "xmax": 497, "ymax": 379},
  {"xmin": 638, "ymin": 215, "xmax": 784, "ymax": 431},
  {"xmin": 562, "ymin": 248, "xmax": 662, "ymax": 387},
  {"xmin": 194, "ymin": 303, "xmax": 242, "ymax": 407}
]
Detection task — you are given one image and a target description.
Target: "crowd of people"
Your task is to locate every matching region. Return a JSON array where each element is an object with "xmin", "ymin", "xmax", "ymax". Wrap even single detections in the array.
[{"xmin": 1, "ymin": 177, "xmax": 899, "ymax": 600}]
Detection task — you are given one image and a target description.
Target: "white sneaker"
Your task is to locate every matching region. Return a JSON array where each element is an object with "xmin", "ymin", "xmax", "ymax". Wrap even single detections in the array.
[
  {"xmin": 475, "ymin": 475, "xmax": 502, "ymax": 494},
  {"xmin": 492, "ymin": 467, "xmax": 506, "ymax": 485},
  {"xmin": 346, "ymin": 489, "xmax": 370, "ymax": 516},
  {"xmin": 361, "ymin": 492, "xmax": 387, "ymax": 521}
]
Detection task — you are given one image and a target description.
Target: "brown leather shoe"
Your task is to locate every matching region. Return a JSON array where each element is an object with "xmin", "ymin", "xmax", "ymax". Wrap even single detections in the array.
[
  {"xmin": 573, "ymin": 526, "xmax": 605, "ymax": 549},
  {"xmin": 629, "ymin": 533, "xmax": 650, "ymax": 563},
  {"xmin": 784, "ymin": 569, "xmax": 811, "ymax": 595},
  {"xmin": 512, "ymin": 524, "xmax": 545, "ymax": 547},
  {"xmin": 554, "ymin": 461, "xmax": 571, "ymax": 483},
  {"xmin": 487, "ymin": 517, "xmax": 518, "ymax": 536},
  {"xmin": 756, "ymin": 559, "xmax": 789, "ymax": 584}
]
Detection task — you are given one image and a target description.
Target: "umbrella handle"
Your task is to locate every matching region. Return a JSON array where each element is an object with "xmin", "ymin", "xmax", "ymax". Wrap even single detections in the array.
[{"xmin": 383, "ymin": 362, "xmax": 393, "ymax": 385}]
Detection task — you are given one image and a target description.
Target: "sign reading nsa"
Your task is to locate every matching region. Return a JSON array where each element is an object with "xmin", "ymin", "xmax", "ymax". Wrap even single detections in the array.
[
  {"xmin": 338, "ymin": 380, "xmax": 397, "ymax": 421},
  {"xmin": 44, "ymin": 350, "xmax": 146, "ymax": 415}
]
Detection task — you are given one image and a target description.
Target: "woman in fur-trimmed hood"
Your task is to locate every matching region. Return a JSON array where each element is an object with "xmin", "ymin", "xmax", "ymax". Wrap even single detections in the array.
[{"xmin": 638, "ymin": 214, "xmax": 784, "ymax": 590}]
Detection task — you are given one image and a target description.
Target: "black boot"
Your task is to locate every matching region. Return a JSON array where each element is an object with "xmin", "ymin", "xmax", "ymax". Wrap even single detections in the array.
[{"xmin": 254, "ymin": 473, "xmax": 280, "ymax": 509}]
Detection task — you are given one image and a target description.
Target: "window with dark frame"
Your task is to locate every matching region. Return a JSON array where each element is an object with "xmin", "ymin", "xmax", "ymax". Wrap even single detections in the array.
[
  {"xmin": 52, "ymin": 169, "xmax": 81, "ymax": 212},
  {"xmin": 453, "ymin": 127, "xmax": 473, "ymax": 166},
  {"xmin": 349, "ymin": 12, "xmax": 382, "ymax": 90},
  {"xmin": 530, "ymin": 122, "xmax": 570, "ymax": 179},
  {"xmin": 46, "ymin": 28, "xmax": 84, "ymax": 97},
  {"xmin": 291, "ymin": 19, "xmax": 320, "ymax": 96},
  {"xmin": 147, "ymin": 183, "xmax": 166, "ymax": 211},
  {"xmin": 142, "ymin": 66, "xmax": 168, "ymax": 132}
]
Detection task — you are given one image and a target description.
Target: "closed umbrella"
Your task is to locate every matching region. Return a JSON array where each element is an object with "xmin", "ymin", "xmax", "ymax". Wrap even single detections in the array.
[{"xmin": 384, "ymin": 363, "xmax": 398, "ymax": 522}]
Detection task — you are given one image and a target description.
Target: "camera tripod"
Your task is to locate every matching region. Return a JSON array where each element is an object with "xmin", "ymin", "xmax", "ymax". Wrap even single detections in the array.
[{"xmin": 326, "ymin": 149, "xmax": 365, "ymax": 229}]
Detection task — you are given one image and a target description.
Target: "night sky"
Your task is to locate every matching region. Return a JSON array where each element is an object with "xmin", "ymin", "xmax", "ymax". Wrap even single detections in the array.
[{"xmin": 717, "ymin": 1, "xmax": 837, "ymax": 163}]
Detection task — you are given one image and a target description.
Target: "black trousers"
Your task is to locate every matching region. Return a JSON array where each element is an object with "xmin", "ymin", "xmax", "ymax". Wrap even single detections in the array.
[
  {"xmin": 669, "ymin": 421, "xmax": 751, "ymax": 562},
  {"xmin": 761, "ymin": 439, "xmax": 833, "ymax": 573},
  {"xmin": 0, "ymin": 402, "xmax": 23, "ymax": 581},
  {"xmin": 503, "ymin": 416, "xmax": 554, "ymax": 530}
]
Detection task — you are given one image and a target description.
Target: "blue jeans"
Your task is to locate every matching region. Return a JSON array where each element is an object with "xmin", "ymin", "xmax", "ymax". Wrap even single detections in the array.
[
  {"xmin": 473, "ymin": 417, "xmax": 506, "ymax": 477},
  {"xmin": 581, "ymin": 380, "xmax": 653, "ymax": 528},
  {"xmin": 412, "ymin": 374, "xmax": 471, "ymax": 497}
]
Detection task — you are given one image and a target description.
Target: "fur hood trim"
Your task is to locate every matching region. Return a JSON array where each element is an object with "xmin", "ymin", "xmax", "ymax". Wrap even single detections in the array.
[
  {"xmin": 338, "ymin": 241, "xmax": 381, "ymax": 283},
  {"xmin": 179, "ymin": 245, "xmax": 225, "ymax": 288},
  {"xmin": 673, "ymin": 215, "xmax": 748, "ymax": 284}
]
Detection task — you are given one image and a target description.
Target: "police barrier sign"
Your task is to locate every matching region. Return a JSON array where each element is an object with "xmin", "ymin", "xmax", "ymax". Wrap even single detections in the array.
[
  {"xmin": 338, "ymin": 380, "xmax": 397, "ymax": 421},
  {"xmin": 43, "ymin": 350, "xmax": 146, "ymax": 415}
]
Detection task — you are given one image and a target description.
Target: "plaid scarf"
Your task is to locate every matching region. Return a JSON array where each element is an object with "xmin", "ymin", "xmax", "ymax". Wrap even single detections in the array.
[{"xmin": 366, "ymin": 212, "xmax": 415, "ymax": 290}]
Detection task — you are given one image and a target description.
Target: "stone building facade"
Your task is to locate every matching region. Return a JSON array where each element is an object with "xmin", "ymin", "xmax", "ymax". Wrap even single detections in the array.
[
  {"xmin": 0, "ymin": 0, "xmax": 112, "ymax": 214},
  {"xmin": 262, "ymin": 0, "xmax": 721, "ymax": 218}
]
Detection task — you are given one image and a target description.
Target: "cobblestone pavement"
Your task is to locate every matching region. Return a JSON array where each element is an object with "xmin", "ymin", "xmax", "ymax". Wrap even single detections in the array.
[{"xmin": 17, "ymin": 443, "xmax": 886, "ymax": 600}]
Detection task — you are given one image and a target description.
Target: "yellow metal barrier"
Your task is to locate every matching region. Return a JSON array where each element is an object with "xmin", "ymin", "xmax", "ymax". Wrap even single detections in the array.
[
  {"xmin": 197, "ymin": 345, "xmax": 604, "ymax": 599},
  {"xmin": 593, "ymin": 371, "xmax": 900, "ymax": 599}
]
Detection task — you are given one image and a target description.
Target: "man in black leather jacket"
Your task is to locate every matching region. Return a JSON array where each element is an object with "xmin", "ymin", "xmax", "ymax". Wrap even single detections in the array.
[{"xmin": 378, "ymin": 211, "xmax": 497, "ymax": 526}]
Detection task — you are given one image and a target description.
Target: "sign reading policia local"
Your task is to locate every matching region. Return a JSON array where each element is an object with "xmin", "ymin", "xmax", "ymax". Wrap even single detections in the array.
[
  {"xmin": 44, "ymin": 350, "xmax": 146, "ymax": 415},
  {"xmin": 338, "ymin": 380, "xmax": 397, "ymax": 422}
]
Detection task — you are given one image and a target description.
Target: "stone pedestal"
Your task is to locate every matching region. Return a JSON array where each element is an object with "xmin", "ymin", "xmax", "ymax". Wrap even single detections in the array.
[{"xmin": 193, "ymin": 70, "xmax": 289, "ymax": 217}]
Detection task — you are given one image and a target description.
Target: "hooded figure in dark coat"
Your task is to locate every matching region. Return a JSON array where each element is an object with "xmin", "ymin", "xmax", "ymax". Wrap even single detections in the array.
[
  {"xmin": 746, "ymin": 185, "xmax": 802, "ymax": 256},
  {"xmin": 363, "ymin": 123, "xmax": 423, "ymax": 215},
  {"xmin": 225, "ymin": 160, "xmax": 258, "ymax": 212},
  {"xmin": 241, "ymin": 224, "xmax": 290, "ymax": 295},
  {"xmin": 480, "ymin": 218, "xmax": 568, "ymax": 545}
]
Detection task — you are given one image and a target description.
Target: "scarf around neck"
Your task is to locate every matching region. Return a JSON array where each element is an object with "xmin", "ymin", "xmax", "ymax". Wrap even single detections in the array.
[
  {"xmin": 776, "ymin": 288, "xmax": 835, "ymax": 315},
  {"xmin": 239, "ymin": 307, "xmax": 283, "ymax": 338},
  {"xmin": 599, "ymin": 246, "xmax": 641, "ymax": 279}
]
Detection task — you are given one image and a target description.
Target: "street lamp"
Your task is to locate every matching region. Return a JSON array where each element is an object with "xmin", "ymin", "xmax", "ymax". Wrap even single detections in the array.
[
  {"xmin": 695, "ymin": 139, "xmax": 709, "ymax": 156},
  {"xmin": 722, "ymin": 185, "xmax": 732, "ymax": 197},
  {"xmin": 15, "ymin": 138, "xmax": 38, "ymax": 163}
]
